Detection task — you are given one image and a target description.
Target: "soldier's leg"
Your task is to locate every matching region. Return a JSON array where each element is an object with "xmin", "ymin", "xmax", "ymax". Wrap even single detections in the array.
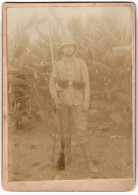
[
  {"xmin": 61, "ymin": 106, "xmax": 72, "ymax": 166},
  {"xmin": 72, "ymin": 105, "xmax": 98, "ymax": 173}
]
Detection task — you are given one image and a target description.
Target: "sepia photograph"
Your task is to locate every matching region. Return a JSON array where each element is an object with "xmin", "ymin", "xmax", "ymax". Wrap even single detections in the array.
[{"xmin": 2, "ymin": 2, "xmax": 136, "ymax": 191}]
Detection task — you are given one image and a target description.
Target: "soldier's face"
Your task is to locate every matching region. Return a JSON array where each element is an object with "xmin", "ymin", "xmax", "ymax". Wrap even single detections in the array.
[{"xmin": 62, "ymin": 45, "xmax": 75, "ymax": 57}]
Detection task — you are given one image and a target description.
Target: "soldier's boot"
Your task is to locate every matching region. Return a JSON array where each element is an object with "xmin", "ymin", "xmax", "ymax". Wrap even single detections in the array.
[
  {"xmin": 65, "ymin": 136, "xmax": 71, "ymax": 166},
  {"xmin": 80, "ymin": 142, "xmax": 98, "ymax": 173}
]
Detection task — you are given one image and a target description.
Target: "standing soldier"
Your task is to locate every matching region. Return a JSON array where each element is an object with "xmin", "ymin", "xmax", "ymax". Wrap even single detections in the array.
[{"xmin": 49, "ymin": 36, "xmax": 98, "ymax": 173}]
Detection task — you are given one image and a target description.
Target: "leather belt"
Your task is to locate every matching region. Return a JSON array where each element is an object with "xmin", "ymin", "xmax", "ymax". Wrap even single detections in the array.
[{"xmin": 57, "ymin": 80, "xmax": 85, "ymax": 89}]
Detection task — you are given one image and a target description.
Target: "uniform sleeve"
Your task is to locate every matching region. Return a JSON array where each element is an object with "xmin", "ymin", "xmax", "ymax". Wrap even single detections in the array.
[
  {"xmin": 81, "ymin": 60, "xmax": 90, "ymax": 103},
  {"xmin": 49, "ymin": 65, "xmax": 58, "ymax": 100}
]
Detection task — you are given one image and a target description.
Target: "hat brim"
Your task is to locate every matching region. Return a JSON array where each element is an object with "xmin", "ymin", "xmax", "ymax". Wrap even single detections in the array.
[{"xmin": 61, "ymin": 44, "xmax": 76, "ymax": 50}]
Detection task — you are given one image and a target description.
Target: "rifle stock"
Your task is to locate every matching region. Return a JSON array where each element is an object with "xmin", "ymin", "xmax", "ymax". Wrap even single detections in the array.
[{"xmin": 57, "ymin": 107, "xmax": 65, "ymax": 170}]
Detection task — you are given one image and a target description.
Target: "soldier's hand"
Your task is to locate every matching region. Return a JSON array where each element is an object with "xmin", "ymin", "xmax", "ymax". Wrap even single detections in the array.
[{"xmin": 82, "ymin": 101, "xmax": 89, "ymax": 112}]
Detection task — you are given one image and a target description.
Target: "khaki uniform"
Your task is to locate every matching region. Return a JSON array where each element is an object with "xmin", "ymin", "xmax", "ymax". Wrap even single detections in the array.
[{"xmin": 50, "ymin": 56, "xmax": 90, "ymax": 144}]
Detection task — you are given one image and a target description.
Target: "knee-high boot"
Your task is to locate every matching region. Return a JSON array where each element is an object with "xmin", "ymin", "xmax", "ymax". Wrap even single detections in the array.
[{"xmin": 65, "ymin": 135, "xmax": 71, "ymax": 166}]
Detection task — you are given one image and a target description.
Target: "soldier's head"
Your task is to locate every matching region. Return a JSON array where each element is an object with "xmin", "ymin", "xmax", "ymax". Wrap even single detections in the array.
[{"xmin": 61, "ymin": 36, "xmax": 76, "ymax": 57}]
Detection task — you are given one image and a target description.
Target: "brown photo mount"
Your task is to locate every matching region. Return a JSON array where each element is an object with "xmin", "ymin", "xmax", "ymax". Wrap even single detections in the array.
[{"xmin": 2, "ymin": 2, "xmax": 136, "ymax": 192}]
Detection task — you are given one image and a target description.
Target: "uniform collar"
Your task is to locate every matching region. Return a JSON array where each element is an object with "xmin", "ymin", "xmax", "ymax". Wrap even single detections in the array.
[{"xmin": 64, "ymin": 56, "xmax": 75, "ymax": 62}]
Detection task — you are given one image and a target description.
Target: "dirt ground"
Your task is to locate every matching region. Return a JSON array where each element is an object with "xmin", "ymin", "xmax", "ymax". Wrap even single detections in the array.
[{"xmin": 8, "ymin": 113, "xmax": 133, "ymax": 181}]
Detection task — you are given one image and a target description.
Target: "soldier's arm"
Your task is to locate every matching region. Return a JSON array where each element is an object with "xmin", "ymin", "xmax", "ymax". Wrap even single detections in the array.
[{"xmin": 81, "ymin": 60, "xmax": 90, "ymax": 103}]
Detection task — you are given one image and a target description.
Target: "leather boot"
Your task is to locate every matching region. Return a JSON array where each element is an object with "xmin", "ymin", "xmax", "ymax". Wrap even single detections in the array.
[
  {"xmin": 80, "ymin": 142, "xmax": 98, "ymax": 173},
  {"xmin": 65, "ymin": 135, "xmax": 71, "ymax": 166}
]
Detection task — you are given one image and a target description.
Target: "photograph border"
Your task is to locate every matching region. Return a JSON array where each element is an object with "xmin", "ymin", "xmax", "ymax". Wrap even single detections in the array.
[{"xmin": 2, "ymin": 2, "xmax": 136, "ymax": 192}]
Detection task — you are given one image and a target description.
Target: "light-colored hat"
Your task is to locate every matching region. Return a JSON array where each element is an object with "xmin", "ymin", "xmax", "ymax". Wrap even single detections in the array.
[{"xmin": 60, "ymin": 36, "xmax": 76, "ymax": 49}]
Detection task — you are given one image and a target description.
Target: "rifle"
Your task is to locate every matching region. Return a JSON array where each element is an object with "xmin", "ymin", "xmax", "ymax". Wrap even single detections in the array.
[{"xmin": 48, "ymin": 20, "xmax": 65, "ymax": 170}]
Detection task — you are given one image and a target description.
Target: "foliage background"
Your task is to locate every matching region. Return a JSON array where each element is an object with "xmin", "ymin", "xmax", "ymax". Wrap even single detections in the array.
[{"xmin": 7, "ymin": 6, "xmax": 132, "ymax": 132}]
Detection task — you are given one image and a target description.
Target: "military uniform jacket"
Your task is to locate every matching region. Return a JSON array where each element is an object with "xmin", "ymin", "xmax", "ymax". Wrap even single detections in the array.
[{"xmin": 49, "ymin": 56, "xmax": 90, "ymax": 107}]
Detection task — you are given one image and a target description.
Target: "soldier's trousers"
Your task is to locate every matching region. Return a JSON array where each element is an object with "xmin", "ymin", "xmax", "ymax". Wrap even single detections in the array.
[{"xmin": 61, "ymin": 104, "xmax": 91, "ymax": 163}]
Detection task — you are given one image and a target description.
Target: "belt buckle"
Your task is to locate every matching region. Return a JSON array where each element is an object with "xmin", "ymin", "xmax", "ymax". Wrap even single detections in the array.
[{"xmin": 68, "ymin": 81, "xmax": 72, "ymax": 86}]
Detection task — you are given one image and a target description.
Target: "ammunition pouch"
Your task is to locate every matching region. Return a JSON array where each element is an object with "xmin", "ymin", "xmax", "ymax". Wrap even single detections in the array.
[
  {"xmin": 73, "ymin": 81, "xmax": 85, "ymax": 89},
  {"xmin": 57, "ymin": 80, "xmax": 68, "ymax": 88},
  {"xmin": 57, "ymin": 80, "xmax": 85, "ymax": 89}
]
